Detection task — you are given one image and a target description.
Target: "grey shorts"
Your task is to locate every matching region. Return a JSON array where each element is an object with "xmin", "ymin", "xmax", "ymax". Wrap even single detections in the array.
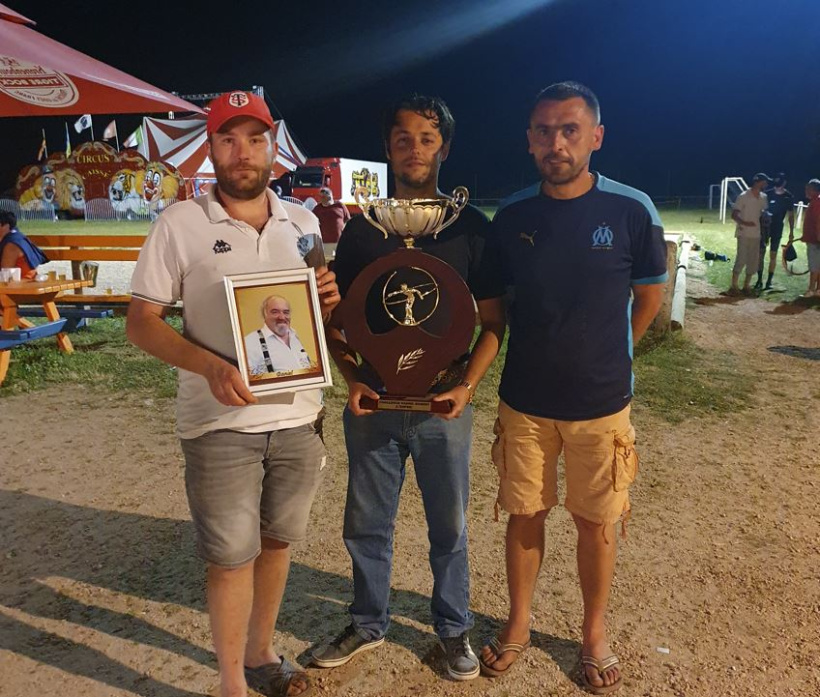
[
  {"xmin": 180, "ymin": 421, "xmax": 326, "ymax": 568},
  {"xmin": 807, "ymin": 243, "xmax": 820, "ymax": 272},
  {"xmin": 733, "ymin": 236, "xmax": 760, "ymax": 275}
]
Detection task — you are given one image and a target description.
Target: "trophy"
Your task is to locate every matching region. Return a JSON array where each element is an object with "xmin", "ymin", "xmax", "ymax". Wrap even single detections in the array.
[{"xmin": 340, "ymin": 187, "xmax": 477, "ymax": 412}]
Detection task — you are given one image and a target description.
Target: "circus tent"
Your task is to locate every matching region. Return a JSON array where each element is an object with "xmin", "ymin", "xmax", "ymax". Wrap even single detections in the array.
[{"xmin": 137, "ymin": 116, "xmax": 307, "ymax": 184}]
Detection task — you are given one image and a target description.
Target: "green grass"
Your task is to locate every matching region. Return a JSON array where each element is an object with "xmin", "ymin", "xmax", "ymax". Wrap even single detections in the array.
[
  {"xmin": 632, "ymin": 330, "xmax": 755, "ymax": 423},
  {"xmin": 0, "ymin": 316, "xmax": 178, "ymax": 399},
  {"xmin": 414, "ymin": 323, "xmax": 754, "ymax": 424},
  {"xmin": 2, "ymin": 312, "xmax": 757, "ymax": 427},
  {"xmin": 21, "ymin": 219, "xmax": 151, "ymax": 236},
  {"xmin": 3, "ymin": 209, "xmax": 772, "ymax": 423},
  {"xmin": 659, "ymin": 208, "xmax": 811, "ymax": 302},
  {"xmin": 1, "ymin": 315, "xmax": 755, "ymax": 424}
]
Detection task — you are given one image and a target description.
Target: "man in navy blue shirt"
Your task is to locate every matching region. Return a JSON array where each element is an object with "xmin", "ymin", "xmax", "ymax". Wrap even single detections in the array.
[
  {"xmin": 476, "ymin": 82, "xmax": 667, "ymax": 694},
  {"xmin": 755, "ymin": 172, "xmax": 795, "ymax": 290}
]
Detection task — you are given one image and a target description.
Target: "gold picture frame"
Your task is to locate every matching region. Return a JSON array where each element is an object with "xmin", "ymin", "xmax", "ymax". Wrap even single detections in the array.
[{"xmin": 224, "ymin": 268, "xmax": 332, "ymax": 396}]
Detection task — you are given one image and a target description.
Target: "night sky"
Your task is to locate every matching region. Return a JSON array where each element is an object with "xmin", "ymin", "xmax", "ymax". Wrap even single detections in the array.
[{"xmin": 3, "ymin": 0, "xmax": 820, "ymax": 201}]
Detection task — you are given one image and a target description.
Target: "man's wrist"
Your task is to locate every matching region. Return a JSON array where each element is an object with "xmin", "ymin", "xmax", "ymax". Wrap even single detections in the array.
[
  {"xmin": 339, "ymin": 365, "xmax": 361, "ymax": 386},
  {"xmin": 457, "ymin": 379, "xmax": 475, "ymax": 403}
]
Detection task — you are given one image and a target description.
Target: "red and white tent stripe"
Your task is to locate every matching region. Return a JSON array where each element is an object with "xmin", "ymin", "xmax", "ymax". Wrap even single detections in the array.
[
  {"xmin": 0, "ymin": 3, "xmax": 202, "ymax": 117},
  {"xmin": 139, "ymin": 116, "xmax": 306, "ymax": 180}
]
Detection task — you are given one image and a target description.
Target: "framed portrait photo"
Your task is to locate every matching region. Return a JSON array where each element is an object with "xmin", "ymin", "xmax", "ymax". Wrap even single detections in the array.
[{"xmin": 225, "ymin": 268, "xmax": 333, "ymax": 396}]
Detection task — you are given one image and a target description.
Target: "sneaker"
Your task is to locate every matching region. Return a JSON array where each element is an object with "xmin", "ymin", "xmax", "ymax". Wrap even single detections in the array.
[
  {"xmin": 753, "ymin": 280, "xmax": 763, "ymax": 290},
  {"xmin": 311, "ymin": 625, "xmax": 384, "ymax": 668},
  {"xmin": 440, "ymin": 632, "xmax": 480, "ymax": 681},
  {"xmin": 764, "ymin": 282, "xmax": 773, "ymax": 291}
]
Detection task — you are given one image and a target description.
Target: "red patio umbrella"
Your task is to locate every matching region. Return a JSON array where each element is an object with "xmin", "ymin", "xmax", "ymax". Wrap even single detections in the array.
[{"xmin": 0, "ymin": 3, "xmax": 202, "ymax": 116}]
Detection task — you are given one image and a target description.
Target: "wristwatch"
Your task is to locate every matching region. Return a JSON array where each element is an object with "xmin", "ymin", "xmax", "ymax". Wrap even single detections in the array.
[{"xmin": 457, "ymin": 379, "xmax": 475, "ymax": 404}]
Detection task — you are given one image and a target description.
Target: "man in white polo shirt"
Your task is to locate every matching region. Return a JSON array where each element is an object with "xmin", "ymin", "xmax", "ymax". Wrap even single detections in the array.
[
  {"xmin": 729, "ymin": 173, "xmax": 770, "ymax": 296},
  {"xmin": 245, "ymin": 295, "xmax": 313, "ymax": 376},
  {"xmin": 126, "ymin": 91, "xmax": 339, "ymax": 697}
]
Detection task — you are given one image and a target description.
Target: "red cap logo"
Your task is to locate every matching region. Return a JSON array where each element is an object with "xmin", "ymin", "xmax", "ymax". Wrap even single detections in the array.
[{"xmin": 207, "ymin": 91, "xmax": 275, "ymax": 135}]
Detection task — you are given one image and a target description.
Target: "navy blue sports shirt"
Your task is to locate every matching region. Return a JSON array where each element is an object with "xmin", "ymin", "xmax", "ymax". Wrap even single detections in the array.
[{"xmin": 476, "ymin": 173, "xmax": 668, "ymax": 421}]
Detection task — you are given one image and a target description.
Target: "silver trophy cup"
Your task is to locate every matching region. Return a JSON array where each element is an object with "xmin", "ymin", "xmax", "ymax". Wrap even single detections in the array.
[{"xmin": 354, "ymin": 186, "xmax": 469, "ymax": 247}]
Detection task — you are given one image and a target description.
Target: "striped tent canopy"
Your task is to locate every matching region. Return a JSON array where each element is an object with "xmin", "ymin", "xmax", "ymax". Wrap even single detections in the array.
[
  {"xmin": 139, "ymin": 115, "xmax": 307, "ymax": 182},
  {"xmin": 0, "ymin": 3, "xmax": 201, "ymax": 116}
]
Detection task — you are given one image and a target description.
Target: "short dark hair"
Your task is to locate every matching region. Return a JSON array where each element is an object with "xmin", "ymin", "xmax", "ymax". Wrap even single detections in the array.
[
  {"xmin": 382, "ymin": 93, "xmax": 455, "ymax": 146},
  {"xmin": 807, "ymin": 178, "xmax": 820, "ymax": 193},
  {"xmin": 532, "ymin": 81, "xmax": 601, "ymax": 124},
  {"xmin": 0, "ymin": 210, "xmax": 17, "ymax": 228}
]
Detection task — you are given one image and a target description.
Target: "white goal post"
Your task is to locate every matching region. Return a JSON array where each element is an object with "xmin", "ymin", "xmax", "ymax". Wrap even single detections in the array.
[
  {"xmin": 720, "ymin": 176, "xmax": 748, "ymax": 223},
  {"xmin": 720, "ymin": 176, "xmax": 809, "ymax": 228}
]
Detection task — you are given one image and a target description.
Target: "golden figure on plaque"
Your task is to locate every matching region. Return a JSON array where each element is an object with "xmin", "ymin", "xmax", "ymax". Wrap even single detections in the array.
[{"xmin": 382, "ymin": 269, "xmax": 439, "ymax": 326}]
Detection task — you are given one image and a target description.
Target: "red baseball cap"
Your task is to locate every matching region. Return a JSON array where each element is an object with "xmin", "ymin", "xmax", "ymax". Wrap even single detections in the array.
[{"xmin": 206, "ymin": 91, "xmax": 275, "ymax": 135}]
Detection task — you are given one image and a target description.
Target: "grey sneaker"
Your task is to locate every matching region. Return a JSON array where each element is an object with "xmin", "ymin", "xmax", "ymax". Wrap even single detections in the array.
[
  {"xmin": 311, "ymin": 624, "xmax": 384, "ymax": 668},
  {"xmin": 440, "ymin": 632, "xmax": 480, "ymax": 681}
]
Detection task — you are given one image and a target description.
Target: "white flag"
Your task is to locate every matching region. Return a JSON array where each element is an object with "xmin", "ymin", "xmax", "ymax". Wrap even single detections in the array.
[
  {"xmin": 123, "ymin": 126, "xmax": 142, "ymax": 148},
  {"xmin": 103, "ymin": 120, "xmax": 117, "ymax": 140},
  {"xmin": 74, "ymin": 114, "xmax": 92, "ymax": 133}
]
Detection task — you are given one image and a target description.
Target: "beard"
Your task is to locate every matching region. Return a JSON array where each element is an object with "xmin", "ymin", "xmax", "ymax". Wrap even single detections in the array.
[
  {"xmin": 536, "ymin": 156, "xmax": 588, "ymax": 186},
  {"xmin": 214, "ymin": 160, "xmax": 271, "ymax": 200},
  {"xmin": 391, "ymin": 153, "xmax": 442, "ymax": 194},
  {"xmin": 395, "ymin": 168, "xmax": 436, "ymax": 193},
  {"xmin": 270, "ymin": 321, "xmax": 290, "ymax": 338}
]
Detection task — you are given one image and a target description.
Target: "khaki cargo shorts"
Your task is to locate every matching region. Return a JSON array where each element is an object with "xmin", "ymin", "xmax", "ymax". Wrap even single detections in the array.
[{"xmin": 491, "ymin": 401, "xmax": 638, "ymax": 526}]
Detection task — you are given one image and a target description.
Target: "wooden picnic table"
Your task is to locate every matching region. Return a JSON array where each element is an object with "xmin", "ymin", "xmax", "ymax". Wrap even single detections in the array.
[{"xmin": 0, "ymin": 278, "xmax": 92, "ymax": 385}]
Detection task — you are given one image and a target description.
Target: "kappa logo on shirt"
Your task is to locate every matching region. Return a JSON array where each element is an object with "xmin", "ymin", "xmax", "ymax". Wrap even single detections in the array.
[
  {"xmin": 213, "ymin": 239, "xmax": 232, "ymax": 254},
  {"xmin": 591, "ymin": 224, "xmax": 614, "ymax": 250}
]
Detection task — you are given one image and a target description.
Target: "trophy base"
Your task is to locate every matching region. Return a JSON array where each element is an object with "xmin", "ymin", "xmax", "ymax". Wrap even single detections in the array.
[{"xmin": 360, "ymin": 395, "xmax": 451, "ymax": 413}]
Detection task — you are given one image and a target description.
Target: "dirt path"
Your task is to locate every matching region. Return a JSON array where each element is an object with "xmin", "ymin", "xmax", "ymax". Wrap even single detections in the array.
[{"xmin": 1, "ymin": 258, "xmax": 818, "ymax": 697}]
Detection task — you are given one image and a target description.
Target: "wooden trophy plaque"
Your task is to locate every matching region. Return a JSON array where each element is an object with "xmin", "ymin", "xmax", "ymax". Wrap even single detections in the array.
[{"xmin": 342, "ymin": 187, "xmax": 475, "ymax": 412}]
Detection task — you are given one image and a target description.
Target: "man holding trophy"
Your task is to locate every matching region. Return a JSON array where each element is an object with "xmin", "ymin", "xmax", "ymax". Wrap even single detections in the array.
[{"xmin": 313, "ymin": 95, "xmax": 506, "ymax": 680}]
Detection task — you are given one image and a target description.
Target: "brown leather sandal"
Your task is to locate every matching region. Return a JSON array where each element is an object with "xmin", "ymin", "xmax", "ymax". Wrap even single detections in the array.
[
  {"xmin": 579, "ymin": 654, "xmax": 622, "ymax": 694},
  {"xmin": 478, "ymin": 635, "xmax": 531, "ymax": 677}
]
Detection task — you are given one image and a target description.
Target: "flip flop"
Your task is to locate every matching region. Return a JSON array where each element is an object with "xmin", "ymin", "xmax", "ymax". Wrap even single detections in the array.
[
  {"xmin": 478, "ymin": 635, "xmax": 531, "ymax": 677},
  {"xmin": 244, "ymin": 656, "xmax": 312, "ymax": 697},
  {"xmin": 579, "ymin": 654, "xmax": 622, "ymax": 695}
]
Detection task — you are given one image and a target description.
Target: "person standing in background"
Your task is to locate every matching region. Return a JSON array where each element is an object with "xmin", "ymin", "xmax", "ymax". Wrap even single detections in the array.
[{"xmin": 729, "ymin": 173, "xmax": 770, "ymax": 296}]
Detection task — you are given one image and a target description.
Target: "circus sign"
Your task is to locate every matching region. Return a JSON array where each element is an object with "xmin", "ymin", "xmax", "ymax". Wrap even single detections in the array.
[{"xmin": 0, "ymin": 56, "xmax": 79, "ymax": 108}]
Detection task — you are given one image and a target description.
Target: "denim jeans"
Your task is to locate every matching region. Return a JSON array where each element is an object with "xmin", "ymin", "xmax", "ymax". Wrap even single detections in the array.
[{"xmin": 342, "ymin": 405, "xmax": 474, "ymax": 640}]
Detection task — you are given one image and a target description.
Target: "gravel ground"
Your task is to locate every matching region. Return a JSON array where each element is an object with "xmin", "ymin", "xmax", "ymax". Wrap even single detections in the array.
[{"xmin": 1, "ymin": 256, "xmax": 818, "ymax": 697}]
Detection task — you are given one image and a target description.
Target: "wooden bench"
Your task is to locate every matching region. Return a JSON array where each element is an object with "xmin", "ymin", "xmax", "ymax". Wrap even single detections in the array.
[
  {"xmin": 27, "ymin": 234, "xmax": 146, "ymax": 305},
  {"xmin": 0, "ymin": 319, "xmax": 68, "ymax": 350},
  {"xmin": 18, "ymin": 306, "xmax": 114, "ymax": 332}
]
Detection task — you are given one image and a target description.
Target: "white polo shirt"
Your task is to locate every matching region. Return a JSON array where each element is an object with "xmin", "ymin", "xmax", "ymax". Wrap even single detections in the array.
[
  {"xmin": 131, "ymin": 189, "xmax": 324, "ymax": 439},
  {"xmin": 733, "ymin": 190, "xmax": 768, "ymax": 239},
  {"xmin": 245, "ymin": 326, "xmax": 312, "ymax": 376}
]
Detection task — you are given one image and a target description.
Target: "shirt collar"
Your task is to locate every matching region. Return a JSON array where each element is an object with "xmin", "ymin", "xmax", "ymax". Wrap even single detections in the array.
[{"xmin": 204, "ymin": 187, "xmax": 289, "ymax": 226}]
